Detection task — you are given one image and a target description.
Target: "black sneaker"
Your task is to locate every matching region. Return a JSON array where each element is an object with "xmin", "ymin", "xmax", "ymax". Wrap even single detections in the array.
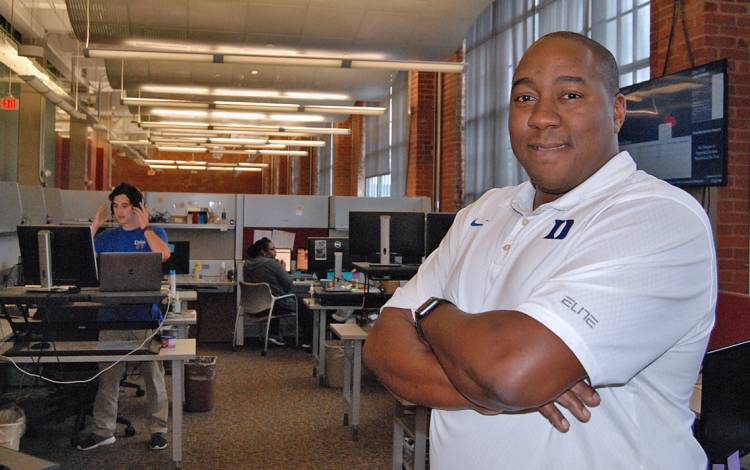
[
  {"xmin": 149, "ymin": 433, "xmax": 168, "ymax": 450},
  {"xmin": 77, "ymin": 433, "xmax": 115, "ymax": 451}
]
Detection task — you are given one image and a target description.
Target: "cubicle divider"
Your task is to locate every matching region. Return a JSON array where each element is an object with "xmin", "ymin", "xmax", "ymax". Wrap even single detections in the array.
[
  {"xmin": 59, "ymin": 189, "xmax": 111, "ymax": 222},
  {"xmin": 242, "ymin": 227, "xmax": 329, "ymax": 261},
  {"xmin": 243, "ymin": 194, "xmax": 329, "ymax": 228},
  {"xmin": 43, "ymin": 188, "xmax": 64, "ymax": 223},
  {"xmin": 19, "ymin": 185, "xmax": 47, "ymax": 225},
  {"xmin": 0, "ymin": 181, "xmax": 22, "ymax": 233}
]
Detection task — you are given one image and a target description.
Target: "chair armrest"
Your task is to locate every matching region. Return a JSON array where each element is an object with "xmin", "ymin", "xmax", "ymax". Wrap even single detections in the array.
[{"xmin": 274, "ymin": 293, "xmax": 296, "ymax": 301}]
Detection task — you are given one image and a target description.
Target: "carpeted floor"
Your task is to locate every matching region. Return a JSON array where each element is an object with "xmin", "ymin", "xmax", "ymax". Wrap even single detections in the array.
[{"xmin": 15, "ymin": 343, "xmax": 395, "ymax": 469}]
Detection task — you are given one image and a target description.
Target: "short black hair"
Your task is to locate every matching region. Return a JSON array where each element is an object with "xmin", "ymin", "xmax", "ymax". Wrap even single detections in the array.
[
  {"xmin": 536, "ymin": 31, "xmax": 621, "ymax": 96},
  {"xmin": 247, "ymin": 237, "xmax": 272, "ymax": 259},
  {"xmin": 109, "ymin": 182, "xmax": 143, "ymax": 206}
]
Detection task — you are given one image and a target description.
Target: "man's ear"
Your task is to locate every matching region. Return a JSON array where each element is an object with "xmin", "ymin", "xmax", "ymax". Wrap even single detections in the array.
[{"xmin": 613, "ymin": 93, "xmax": 626, "ymax": 134}]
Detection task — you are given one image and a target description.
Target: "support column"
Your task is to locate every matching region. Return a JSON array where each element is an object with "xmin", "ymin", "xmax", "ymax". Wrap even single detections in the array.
[
  {"xmin": 17, "ymin": 83, "xmax": 46, "ymax": 185},
  {"xmin": 68, "ymin": 117, "xmax": 88, "ymax": 189}
]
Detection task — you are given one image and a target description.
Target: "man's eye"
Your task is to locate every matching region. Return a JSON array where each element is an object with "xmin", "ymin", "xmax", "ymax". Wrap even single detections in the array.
[
  {"xmin": 514, "ymin": 94, "xmax": 535, "ymax": 102},
  {"xmin": 562, "ymin": 92, "xmax": 582, "ymax": 100}
]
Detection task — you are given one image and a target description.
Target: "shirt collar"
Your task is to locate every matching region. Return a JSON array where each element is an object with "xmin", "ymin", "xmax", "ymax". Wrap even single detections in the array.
[{"xmin": 510, "ymin": 151, "xmax": 636, "ymax": 214}]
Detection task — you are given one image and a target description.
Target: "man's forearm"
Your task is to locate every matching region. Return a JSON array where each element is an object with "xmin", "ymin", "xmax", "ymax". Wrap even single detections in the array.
[
  {"xmin": 422, "ymin": 305, "xmax": 586, "ymax": 412},
  {"xmin": 363, "ymin": 308, "xmax": 487, "ymax": 411},
  {"xmin": 143, "ymin": 230, "xmax": 170, "ymax": 260}
]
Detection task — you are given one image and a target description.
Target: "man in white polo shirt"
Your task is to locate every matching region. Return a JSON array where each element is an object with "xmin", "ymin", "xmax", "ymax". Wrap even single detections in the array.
[{"xmin": 364, "ymin": 31, "xmax": 715, "ymax": 469}]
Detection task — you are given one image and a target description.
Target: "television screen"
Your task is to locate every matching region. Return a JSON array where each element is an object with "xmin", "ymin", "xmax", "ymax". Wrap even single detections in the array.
[{"xmin": 618, "ymin": 59, "xmax": 727, "ymax": 186}]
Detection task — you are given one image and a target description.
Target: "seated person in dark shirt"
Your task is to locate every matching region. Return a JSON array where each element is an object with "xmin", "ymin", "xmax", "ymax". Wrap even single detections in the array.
[{"xmin": 243, "ymin": 237, "xmax": 312, "ymax": 347}]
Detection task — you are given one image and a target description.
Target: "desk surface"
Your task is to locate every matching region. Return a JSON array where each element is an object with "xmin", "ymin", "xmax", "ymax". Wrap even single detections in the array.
[
  {"xmin": 0, "ymin": 338, "xmax": 196, "ymax": 363},
  {"xmin": 175, "ymin": 274, "xmax": 235, "ymax": 287},
  {"xmin": 0, "ymin": 287, "xmax": 165, "ymax": 304},
  {"xmin": 330, "ymin": 323, "xmax": 368, "ymax": 340}
]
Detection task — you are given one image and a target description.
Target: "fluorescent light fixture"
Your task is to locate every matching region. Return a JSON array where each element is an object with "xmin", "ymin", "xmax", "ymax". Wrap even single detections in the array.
[
  {"xmin": 150, "ymin": 138, "xmax": 209, "ymax": 144},
  {"xmin": 258, "ymin": 150, "xmax": 308, "ymax": 156},
  {"xmin": 306, "ymin": 105, "xmax": 387, "ymax": 115},
  {"xmin": 150, "ymin": 108, "xmax": 209, "ymax": 118},
  {"xmin": 157, "ymin": 146, "xmax": 208, "ymax": 153},
  {"xmin": 149, "ymin": 164, "xmax": 178, "ymax": 169},
  {"xmin": 123, "ymin": 97, "xmax": 210, "ymax": 109},
  {"xmin": 223, "ymin": 55, "xmax": 342, "ymax": 67},
  {"xmin": 110, "ymin": 140, "xmax": 150, "ymax": 145},
  {"xmin": 269, "ymin": 113, "xmax": 326, "ymax": 122},
  {"xmin": 207, "ymin": 162, "xmax": 236, "ymax": 167},
  {"xmin": 140, "ymin": 121, "xmax": 210, "ymax": 129},
  {"xmin": 84, "ymin": 48, "xmax": 214, "ymax": 62},
  {"xmin": 175, "ymin": 160, "xmax": 207, "ymax": 165},
  {"xmin": 145, "ymin": 159, "xmax": 177, "ymax": 164},
  {"xmin": 213, "ymin": 101, "xmax": 299, "ymax": 112},
  {"xmin": 284, "ymin": 91, "xmax": 350, "ymax": 100},
  {"xmin": 206, "ymin": 166, "xmax": 239, "ymax": 171},
  {"xmin": 233, "ymin": 167, "xmax": 262, "ymax": 172},
  {"xmin": 178, "ymin": 165, "xmax": 208, "ymax": 170},
  {"xmin": 238, "ymin": 162, "xmax": 270, "ymax": 168},
  {"xmin": 349, "ymin": 59, "xmax": 464, "ymax": 73},
  {"xmin": 209, "ymin": 138, "xmax": 268, "ymax": 145},
  {"xmin": 86, "ymin": 47, "xmax": 464, "ymax": 73},
  {"xmin": 141, "ymin": 85, "xmax": 211, "ymax": 95},
  {"xmin": 267, "ymin": 140, "xmax": 325, "ymax": 147}
]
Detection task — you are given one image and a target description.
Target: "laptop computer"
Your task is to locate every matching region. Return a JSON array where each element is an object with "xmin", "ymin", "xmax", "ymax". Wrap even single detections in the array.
[{"xmin": 99, "ymin": 252, "xmax": 163, "ymax": 292}]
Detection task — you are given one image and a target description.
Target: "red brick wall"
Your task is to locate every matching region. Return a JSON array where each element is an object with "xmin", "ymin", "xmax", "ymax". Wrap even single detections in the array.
[
  {"xmin": 332, "ymin": 116, "xmax": 364, "ymax": 195},
  {"xmin": 407, "ymin": 71, "xmax": 437, "ymax": 203},
  {"xmin": 439, "ymin": 51, "xmax": 464, "ymax": 212},
  {"xmin": 111, "ymin": 153, "xmax": 263, "ymax": 194},
  {"xmin": 652, "ymin": 0, "xmax": 750, "ymax": 292}
]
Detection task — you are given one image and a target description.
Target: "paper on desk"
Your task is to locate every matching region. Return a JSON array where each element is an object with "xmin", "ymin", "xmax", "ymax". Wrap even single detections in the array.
[
  {"xmin": 272, "ymin": 229, "xmax": 295, "ymax": 249},
  {"xmin": 253, "ymin": 230, "xmax": 273, "ymax": 243}
]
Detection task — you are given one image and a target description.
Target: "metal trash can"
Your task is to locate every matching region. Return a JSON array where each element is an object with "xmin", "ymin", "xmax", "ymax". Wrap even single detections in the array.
[
  {"xmin": 0, "ymin": 405, "xmax": 26, "ymax": 450},
  {"xmin": 185, "ymin": 356, "xmax": 217, "ymax": 412}
]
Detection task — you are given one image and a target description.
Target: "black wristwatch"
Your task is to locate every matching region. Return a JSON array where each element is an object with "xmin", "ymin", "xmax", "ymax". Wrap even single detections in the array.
[
  {"xmin": 142, "ymin": 225, "xmax": 154, "ymax": 232},
  {"xmin": 414, "ymin": 297, "xmax": 453, "ymax": 341}
]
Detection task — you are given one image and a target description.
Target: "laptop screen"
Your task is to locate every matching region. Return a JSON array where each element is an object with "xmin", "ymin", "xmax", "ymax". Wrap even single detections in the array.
[{"xmin": 275, "ymin": 248, "xmax": 292, "ymax": 273}]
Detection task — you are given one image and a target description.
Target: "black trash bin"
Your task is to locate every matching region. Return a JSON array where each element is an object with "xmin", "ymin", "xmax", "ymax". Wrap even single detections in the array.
[{"xmin": 185, "ymin": 356, "xmax": 217, "ymax": 412}]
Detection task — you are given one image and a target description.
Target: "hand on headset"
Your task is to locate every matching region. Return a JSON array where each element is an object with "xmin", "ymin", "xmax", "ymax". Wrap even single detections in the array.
[{"xmin": 133, "ymin": 202, "xmax": 150, "ymax": 230}]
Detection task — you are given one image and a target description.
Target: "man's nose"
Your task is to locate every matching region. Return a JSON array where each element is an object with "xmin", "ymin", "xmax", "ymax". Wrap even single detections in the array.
[{"xmin": 527, "ymin": 96, "xmax": 561, "ymax": 130}]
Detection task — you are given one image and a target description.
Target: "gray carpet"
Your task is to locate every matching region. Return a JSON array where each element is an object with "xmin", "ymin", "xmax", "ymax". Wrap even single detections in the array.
[{"xmin": 14, "ymin": 343, "xmax": 394, "ymax": 469}]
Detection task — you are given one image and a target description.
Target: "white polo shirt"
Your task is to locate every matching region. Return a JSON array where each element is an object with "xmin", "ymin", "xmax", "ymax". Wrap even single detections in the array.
[{"xmin": 385, "ymin": 151, "xmax": 716, "ymax": 470}]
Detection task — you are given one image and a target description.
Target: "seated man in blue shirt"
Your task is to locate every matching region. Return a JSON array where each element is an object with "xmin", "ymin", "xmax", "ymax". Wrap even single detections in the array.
[{"xmin": 77, "ymin": 182, "xmax": 172, "ymax": 452}]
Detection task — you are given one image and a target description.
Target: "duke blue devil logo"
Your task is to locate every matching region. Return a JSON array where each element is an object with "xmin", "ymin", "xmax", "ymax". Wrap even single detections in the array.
[{"xmin": 544, "ymin": 219, "xmax": 574, "ymax": 240}]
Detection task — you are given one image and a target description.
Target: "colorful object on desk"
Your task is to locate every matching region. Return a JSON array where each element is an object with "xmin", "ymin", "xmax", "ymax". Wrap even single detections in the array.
[{"xmin": 161, "ymin": 335, "xmax": 176, "ymax": 349}]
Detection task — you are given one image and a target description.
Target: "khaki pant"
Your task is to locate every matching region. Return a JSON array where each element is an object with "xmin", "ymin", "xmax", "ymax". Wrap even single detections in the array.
[{"xmin": 92, "ymin": 329, "xmax": 168, "ymax": 438}]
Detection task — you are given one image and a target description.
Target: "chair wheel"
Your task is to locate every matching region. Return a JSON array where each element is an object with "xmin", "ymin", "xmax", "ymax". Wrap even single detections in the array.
[
  {"xmin": 125, "ymin": 426, "xmax": 136, "ymax": 437},
  {"xmin": 136, "ymin": 389, "xmax": 145, "ymax": 397}
]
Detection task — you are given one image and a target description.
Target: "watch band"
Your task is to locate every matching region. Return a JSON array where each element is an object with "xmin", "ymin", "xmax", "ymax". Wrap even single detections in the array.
[
  {"xmin": 142, "ymin": 225, "xmax": 154, "ymax": 232},
  {"xmin": 414, "ymin": 297, "xmax": 452, "ymax": 341}
]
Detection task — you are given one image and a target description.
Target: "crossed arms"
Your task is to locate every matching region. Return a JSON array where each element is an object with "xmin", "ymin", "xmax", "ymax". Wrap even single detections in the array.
[{"xmin": 363, "ymin": 304, "xmax": 599, "ymax": 431}]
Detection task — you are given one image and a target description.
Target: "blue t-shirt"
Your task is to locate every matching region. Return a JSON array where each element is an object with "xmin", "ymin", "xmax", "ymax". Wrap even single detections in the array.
[{"xmin": 95, "ymin": 226, "xmax": 168, "ymax": 322}]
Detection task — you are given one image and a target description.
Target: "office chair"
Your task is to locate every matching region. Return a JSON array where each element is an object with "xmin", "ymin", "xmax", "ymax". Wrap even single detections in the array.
[
  {"xmin": 694, "ymin": 291, "xmax": 750, "ymax": 463},
  {"xmin": 234, "ymin": 281, "xmax": 299, "ymax": 356}
]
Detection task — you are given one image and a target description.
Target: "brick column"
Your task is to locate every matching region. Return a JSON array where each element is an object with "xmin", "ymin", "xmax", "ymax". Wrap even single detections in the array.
[
  {"xmin": 652, "ymin": 0, "xmax": 750, "ymax": 292},
  {"xmin": 333, "ymin": 116, "xmax": 364, "ymax": 196},
  {"xmin": 439, "ymin": 51, "xmax": 465, "ymax": 212},
  {"xmin": 407, "ymin": 71, "xmax": 437, "ymax": 203}
]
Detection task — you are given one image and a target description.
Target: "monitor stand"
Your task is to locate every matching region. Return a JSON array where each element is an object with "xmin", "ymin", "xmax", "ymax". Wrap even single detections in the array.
[
  {"xmin": 379, "ymin": 214, "xmax": 391, "ymax": 264},
  {"xmin": 26, "ymin": 229, "xmax": 77, "ymax": 292}
]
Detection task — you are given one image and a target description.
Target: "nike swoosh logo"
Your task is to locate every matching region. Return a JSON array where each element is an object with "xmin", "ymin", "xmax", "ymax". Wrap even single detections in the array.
[{"xmin": 470, "ymin": 218, "xmax": 484, "ymax": 227}]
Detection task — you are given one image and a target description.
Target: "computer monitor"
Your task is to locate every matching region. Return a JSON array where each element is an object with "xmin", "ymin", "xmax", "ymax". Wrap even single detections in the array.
[
  {"xmin": 349, "ymin": 211, "xmax": 425, "ymax": 263},
  {"xmin": 275, "ymin": 248, "xmax": 292, "ymax": 273},
  {"xmin": 425, "ymin": 212, "xmax": 456, "ymax": 257},
  {"xmin": 296, "ymin": 249, "xmax": 308, "ymax": 271},
  {"xmin": 17, "ymin": 225, "xmax": 99, "ymax": 288},
  {"xmin": 307, "ymin": 238, "xmax": 350, "ymax": 279},
  {"xmin": 163, "ymin": 241, "xmax": 190, "ymax": 274}
]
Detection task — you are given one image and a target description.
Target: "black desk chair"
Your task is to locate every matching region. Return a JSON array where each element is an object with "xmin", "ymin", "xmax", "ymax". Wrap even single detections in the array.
[{"xmin": 694, "ymin": 291, "xmax": 750, "ymax": 463}]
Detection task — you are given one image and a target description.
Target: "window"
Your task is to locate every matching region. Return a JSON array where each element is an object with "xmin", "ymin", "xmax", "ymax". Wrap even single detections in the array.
[
  {"xmin": 365, "ymin": 174, "xmax": 391, "ymax": 197},
  {"xmin": 464, "ymin": 0, "xmax": 650, "ymax": 203}
]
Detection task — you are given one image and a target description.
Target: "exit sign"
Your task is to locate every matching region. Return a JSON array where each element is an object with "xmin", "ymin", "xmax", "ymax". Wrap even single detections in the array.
[{"xmin": 1, "ymin": 97, "xmax": 18, "ymax": 111}]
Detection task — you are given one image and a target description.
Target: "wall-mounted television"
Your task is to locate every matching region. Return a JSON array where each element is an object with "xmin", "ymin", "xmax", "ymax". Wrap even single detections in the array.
[{"xmin": 618, "ymin": 59, "xmax": 727, "ymax": 186}]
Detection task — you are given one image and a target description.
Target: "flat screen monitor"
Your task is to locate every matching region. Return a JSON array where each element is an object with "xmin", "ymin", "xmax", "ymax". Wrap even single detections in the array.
[
  {"xmin": 307, "ymin": 238, "xmax": 350, "ymax": 278},
  {"xmin": 296, "ymin": 249, "xmax": 308, "ymax": 271},
  {"xmin": 425, "ymin": 212, "xmax": 456, "ymax": 257},
  {"xmin": 349, "ymin": 211, "xmax": 425, "ymax": 262},
  {"xmin": 618, "ymin": 59, "xmax": 728, "ymax": 186},
  {"xmin": 275, "ymin": 248, "xmax": 292, "ymax": 273},
  {"xmin": 17, "ymin": 225, "xmax": 99, "ymax": 287},
  {"xmin": 163, "ymin": 241, "xmax": 190, "ymax": 274}
]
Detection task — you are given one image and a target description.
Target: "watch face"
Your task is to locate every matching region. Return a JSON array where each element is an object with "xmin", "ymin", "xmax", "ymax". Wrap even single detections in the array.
[{"xmin": 417, "ymin": 297, "xmax": 442, "ymax": 317}]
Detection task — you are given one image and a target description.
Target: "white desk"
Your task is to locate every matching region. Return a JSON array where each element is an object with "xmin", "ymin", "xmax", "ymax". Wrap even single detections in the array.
[
  {"xmin": 164, "ymin": 310, "xmax": 197, "ymax": 339},
  {"xmin": 0, "ymin": 339, "xmax": 196, "ymax": 468},
  {"xmin": 329, "ymin": 322, "xmax": 368, "ymax": 441},
  {"xmin": 391, "ymin": 393, "xmax": 430, "ymax": 470},
  {"xmin": 304, "ymin": 300, "xmax": 360, "ymax": 386}
]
